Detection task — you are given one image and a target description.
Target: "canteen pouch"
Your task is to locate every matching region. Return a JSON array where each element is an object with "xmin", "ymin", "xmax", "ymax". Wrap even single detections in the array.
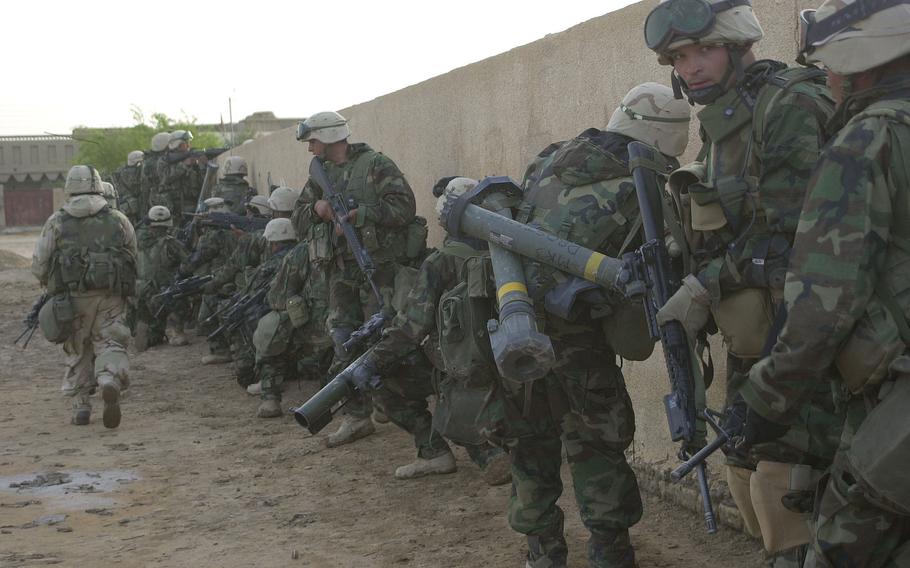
[
  {"xmin": 712, "ymin": 288, "xmax": 774, "ymax": 358},
  {"xmin": 286, "ymin": 295, "xmax": 310, "ymax": 329},
  {"xmin": 750, "ymin": 461, "xmax": 814, "ymax": 554},
  {"xmin": 432, "ymin": 376, "xmax": 489, "ymax": 446},
  {"xmin": 835, "ymin": 297, "xmax": 905, "ymax": 393}
]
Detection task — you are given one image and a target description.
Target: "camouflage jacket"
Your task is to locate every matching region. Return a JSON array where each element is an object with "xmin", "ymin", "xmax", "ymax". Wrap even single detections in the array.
[
  {"xmin": 137, "ymin": 226, "xmax": 187, "ymax": 292},
  {"xmin": 742, "ymin": 75, "xmax": 910, "ymax": 423},
  {"xmin": 157, "ymin": 156, "xmax": 204, "ymax": 214},
  {"xmin": 211, "ymin": 175, "xmax": 252, "ymax": 215},
  {"xmin": 684, "ymin": 60, "xmax": 835, "ymax": 300},
  {"xmin": 112, "ymin": 163, "xmax": 143, "ymax": 223},
  {"xmin": 292, "ymin": 143, "xmax": 416, "ymax": 265},
  {"xmin": 211, "ymin": 225, "xmax": 268, "ymax": 291},
  {"xmin": 366, "ymin": 239, "xmax": 482, "ymax": 371},
  {"xmin": 180, "ymin": 225, "xmax": 238, "ymax": 277},
  {"xmin": 267, "ymin": 240, "xmax": 329, "ymax": 313},
  {"xmin": 140, "ymin": 151, "xmax": 163, "ymax": 204},
  {"xmin": 242, "ymin": 241, "xmax": 293, "ymax": 295}
]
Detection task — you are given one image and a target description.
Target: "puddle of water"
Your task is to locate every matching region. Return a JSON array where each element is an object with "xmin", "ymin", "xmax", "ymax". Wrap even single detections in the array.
[{"xmin": 0, "ymin": 470, "xmax": 140, "ymax": 511}]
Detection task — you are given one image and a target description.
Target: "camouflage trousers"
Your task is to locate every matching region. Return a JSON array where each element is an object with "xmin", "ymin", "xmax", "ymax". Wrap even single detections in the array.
[
  {"xmin": 198, "ymin": 292, "xmax": 230, "ymax": 355},
  {"xmin": 135, "ymin": 281, "xmax": 187, "ymax": 346},
  {"xmin": 325, "ymin": 259, "xmax": 397, "ymax": 419},
  {"xmin": 254, "ymin": 310, "xmax": 334, "ymax": 400},
  {"xmin": 61, "ymin": 293, "xmax": 131, "ymax": 403},
  {"xmin": 372, "ymin": 349, "xmax": 451, "ymax": 460},
  {"xmin": 497, "ymin": 337, "xmax": 642, "ymax": 567},
  {"xmin": 805, "ymin": 395, "xmax": 910, "ymax": 568}
]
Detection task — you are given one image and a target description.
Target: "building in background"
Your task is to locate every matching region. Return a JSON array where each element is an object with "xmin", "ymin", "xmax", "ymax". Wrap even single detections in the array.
[{"xmin": 0, "ymin": 135, "xmax": 78, "ymax": 229}]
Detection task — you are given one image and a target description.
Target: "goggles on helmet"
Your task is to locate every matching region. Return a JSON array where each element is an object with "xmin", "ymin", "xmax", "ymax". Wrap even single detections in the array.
[
  {"xmin": 644, "ymin": 0, "xmax": 752, "ymax": 52},
  {"xmin": 295, "ymin": 121, "xmax": 312, "ymax": 142},
  {"xmin": 619, "ymin": 103, "xmax": 691, "ymax": 123},
  {"xmin": 797, "ymin": 0, "xmax": 908, "ymax": 62}
]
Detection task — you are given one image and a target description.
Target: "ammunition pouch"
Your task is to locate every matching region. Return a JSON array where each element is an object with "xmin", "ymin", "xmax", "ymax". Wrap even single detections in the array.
[
  {"xmin": 836, "ymin": 297, "xmax": 905, "ymax": 393},
  {"xmin": 712, "ymin": 288, "xmax": 774, "ymax": 358},
  {"xmin": 846, "ymin": 357, "xmax": 910, "ymax": 515},
  {"xmin": 38, "ymin": 293, "xmax": 76, "ymax": 344},
  {"xmin": 750, "ymin": 461, "xmax": 816, "ymax": 554},
  {"xmin": 286, "ymin": 295, "xmax": 310, "ymax": 329},
  {"xmin": 602, "ymin": 297, "xmax": 656, "ymax": 362},
  {"xmin": 307, "ymin": 222, "xmax": 333, "ymax": 263},
  {"xmin": 432, "ymin": 375, "xmax": 490, "ymax": 446}
]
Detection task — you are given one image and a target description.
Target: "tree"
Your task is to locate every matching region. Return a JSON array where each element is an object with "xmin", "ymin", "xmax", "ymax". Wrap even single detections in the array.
[{"xmin": 72, "ymin": 108, "xmax": 225, "ymax": 176}]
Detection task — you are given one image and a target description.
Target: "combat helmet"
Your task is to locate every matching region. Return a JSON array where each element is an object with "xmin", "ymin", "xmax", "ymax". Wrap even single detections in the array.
[
  {"xmin": 435, "ymin": 177, "xmax": 479, "ymax": 220},
  {"xmin": 267, "ymin": 186, "xmax": 299, "ymax": 213},
  {"xmin": 263, "ymin": 218, "xmax": 297, "ymax": 242},
  {"xmin": 296, "ymin": 112, "xmax": 351, "ymax": 144},
  {"xmin": 606, "ymin": 82, "xmax": 691, "ymax": 157},
  {"xmin": 151, "ymin": 132, "xmax": 171, "ymax": 153},
  {"xmin": 246, "ymin": 194, "xmax": 272, "ymax": 216},
  {"xmin": 644, "ymin": 0, "xmax": 764, "ymax": 103},
  {"xmin": 64, "ymin": 165, "xmax": 104, "ymax": 196},
  {"xmin": 148, "ymin": 205, "xmax": 173, "ymax": 227},
  {"xmin": 223, "ymin": 156, "xmax": 248, "ymax": 176},
  {"xmin": 203, "ymin": 197, "xmax": 229, "ymax": 213},
  {"xmin": 101, "ymin": 181, "xmax": 118, "ymax": 208},
  {"xmin": 168, "ymin": 130, "xmax": 193, "ymax": 151},
  {"xmin": 798, "ymin": 0, "xmax": 910, "ymax": 75},
  {"xmin": 127, "ymin": 150, "xmax": 144, "ymax": 167}
]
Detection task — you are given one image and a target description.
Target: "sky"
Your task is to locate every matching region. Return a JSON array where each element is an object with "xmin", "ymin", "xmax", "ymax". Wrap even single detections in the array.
[{"xmin": 0, "ymin": 0, "xmax": 639, "ymax": 136}]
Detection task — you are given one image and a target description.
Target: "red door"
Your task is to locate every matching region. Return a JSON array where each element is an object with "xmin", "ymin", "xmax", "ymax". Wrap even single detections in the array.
[{"xmin": 5, "ymin": 188, "xmax": 54, "ymax": 227}]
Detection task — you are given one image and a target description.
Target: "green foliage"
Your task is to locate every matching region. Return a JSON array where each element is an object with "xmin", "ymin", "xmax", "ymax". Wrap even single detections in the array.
[{"xmin": 71, "ymin": 108, "xmax": 225, "ymax": 176}]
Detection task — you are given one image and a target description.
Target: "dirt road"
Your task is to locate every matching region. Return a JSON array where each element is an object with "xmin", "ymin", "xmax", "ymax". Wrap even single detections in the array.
[{"xmin": 0, "ymin": 243, "xmax": 763, "ymax": 567}]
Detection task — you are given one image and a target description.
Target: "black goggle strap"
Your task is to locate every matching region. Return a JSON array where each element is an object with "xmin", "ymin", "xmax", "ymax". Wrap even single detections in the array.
[
  {"xmin": 804, "ymin": 0, "xmax": 908, "ymax": 47},
  {"xmin": 620, "ymin": 104, "xmax": 691, "ymax": 123}
]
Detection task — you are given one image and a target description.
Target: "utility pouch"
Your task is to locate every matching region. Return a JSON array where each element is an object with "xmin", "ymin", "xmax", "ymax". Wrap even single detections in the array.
[
  {"xmin": 602, "ymin": 298, "xmax": 655, "ymax": 361},
  {"xmin": 85, "ymin": 252, "xmax": 115, "ymax": 292},
  {"xmin": 688, "ymin": 182, "xmax": 727, "ymax": 231},
  {"xmin": 846, "ymin": 356, "xmax": 910, "ymax": 515},
  {"xmin": 713, "ymin": 174, "xmax": 757, "ymax": 232},
  {"xmin": 308, "ymin": 222, "xmax": 333, "ymax": 262},
  {"xmin": 286, "ymin": 295, "xmax": 310, "ymax": 329},
  {"xmin": 432, "ymin": 376, "xmax": 489, "ymax": 446},
  {"xmin": 358, "ymin": 223, "xmax": 380, "ymax": 252},
  {"xmin": 835, "ymin": 297, "xmax": 905, "ymax": 393},
  {"xmin": 750, "ymin": 461, "xmax": 815, "ymax": 554},
  {"xmin": 712, "ymin": 288, "xmax": 774, "ymax": 358},
  {"xmin": 38, "ymin": 293, "xmax": 76, "ymax": 344}
]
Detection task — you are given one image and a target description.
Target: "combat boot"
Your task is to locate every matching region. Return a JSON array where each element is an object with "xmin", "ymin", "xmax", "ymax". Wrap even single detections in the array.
[
  {"xmin": 201, "ymin": 353, "xmax": 232, "ymax": 365},
  {"xmin": 587, "ymin": 529, "xmax": 636, "ymax": 568},
  {"xmin": 168, "ymin": 331, "xmax": 189, "ymax": 347},
  {"xmin": 526, "ymin": 530, "xmax": 569, "ymax": 568},
  {"xmin": 394, "ymin": 451, "xmax": 457, "ymax": 479},
  {"xmin": 257, "ymin": 398, "xmax": 283, "ymax": 419},
  {"xmin": 372, "ymin": 407, "xmax": 390, "ymax": 424},
  {"xmin": 70, "ymin": 396, "xmax": 92, "ymax": 426},
  {"xmin": 325, "ymin": 415, "xmax": 375, "ymax": 448},
  {"xmin": 246, "ymin": 382, "xmax": 262, "ymax": 396},
  {"xmin": 100, "ymin": 383, "xmax": 121, "ymax": 429},
  {"xmin": 134, "ymin": 322, "xmax": 149, "ymax": 352}
]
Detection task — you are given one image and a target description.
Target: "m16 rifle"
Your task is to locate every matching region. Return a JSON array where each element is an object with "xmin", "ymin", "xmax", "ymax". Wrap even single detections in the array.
[
  {"xmin": 618, "ymin": 141, "xmax": 721, "ymax": 534},
  {"xmin": 198, "ymin": 212, "xmax": 270, "ymax": 234},
  {"xmin": 207, "ymin": 288, "xmax": 268, "ymax": 345},
  {"xmin": 14, "ymin": 293, "xmax": 49, "ymax": 348},
  {"xmin": 153, "ymin": 274, "xmax": 213, "ymax": 317},
  {"xmin": 164, "ymin": 147, "xmax": 229, "ymax": 164}
]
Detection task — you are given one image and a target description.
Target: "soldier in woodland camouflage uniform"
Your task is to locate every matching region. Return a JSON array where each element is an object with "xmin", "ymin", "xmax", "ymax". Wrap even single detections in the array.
[
  {"xmin": 112, "ymin": 150, "xmax": 144, "ymax": 224},
  {"xmin": 134, "ymin": 205, "xmax": 189, "ymax": 351},
  {"xmin": 143, "ymin": 132, "xmax": 170, "ymax": 215},
  {"xmin": 736, "ymin": 2, "xmax": 910, "ymax": 566},
  {"xmin": 252, "ymin": 219, "xmax": 333, "ymax": 418},
  {"xmin": 180, "ymin": 197, "xmax": 239, "ymax": 364},
  {"xmin": 156, "ymin": 130, "xmax": 204, "ymax": 226},
  {"xmin": 644, "ymin": 1, "xmax": 843, "ymax": 563},
  {"xmin": 31, "ymin": 165, "xmax": 137, "ymax": 429},
  {"xmin": 487, "ymin": 84, "xmax": 690, "ymax": 568},
  {"xmin": 211, "ymin": 156, "xmax": 254, "ymax": 215},
  {"xmin": 292, "ymin": 111, "xmax": 427, "ymax": 448}
]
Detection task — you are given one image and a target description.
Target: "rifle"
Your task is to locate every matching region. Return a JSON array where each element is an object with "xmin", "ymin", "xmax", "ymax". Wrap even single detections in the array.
[
  {"xmin": 292, "ymin": 350, "xmax": 382, "ymax": 434},
  {"xmin": 14, "ymin": 293, "xmax": 49, "ymax": 348},
  {"xmin": 619, "ymin": 141, "xmax": 719, "ymax": 534},
  {"xmin": 178, "ymin": 162, "xmax": 220, "ymax": 246},
  {"xmin": 153, "ymin": 274, "xmax": 213, "ymax": 317},
  {"xmin": 164, "ymin": 147, "xmax": 229, "ymax": 164},
  {"xmin": 207, "ymin": 287, "xmax": 268, "ymax": 342},
  {"xmin": 198, "ymin": 212, "xmax": 269, "ymax": 234},
  {"xmin": 308, "ymin": 157, "xmax": 383, "ymax": 309}
]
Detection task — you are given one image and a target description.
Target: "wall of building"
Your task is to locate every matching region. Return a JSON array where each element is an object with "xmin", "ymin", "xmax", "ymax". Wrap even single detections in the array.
[{"xmin": 223, "ymin": 0, "xmax": 816, "ymax": 473}]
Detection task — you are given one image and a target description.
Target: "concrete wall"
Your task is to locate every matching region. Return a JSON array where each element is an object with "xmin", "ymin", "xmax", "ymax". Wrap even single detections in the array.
[{"xmin": 225, "ymin": 0, "xmax": 815, "ymax": 471}]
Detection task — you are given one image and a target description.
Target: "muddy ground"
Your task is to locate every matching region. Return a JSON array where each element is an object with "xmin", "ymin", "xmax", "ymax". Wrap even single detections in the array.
[{"xmin": 0, "ymin": 235, "xmax": 763, "ymax": 568}]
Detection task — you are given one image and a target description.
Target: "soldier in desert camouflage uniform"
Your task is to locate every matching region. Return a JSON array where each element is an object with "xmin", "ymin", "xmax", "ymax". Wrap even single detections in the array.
[{"xmin": 736, "ymin": 1, "xmax": 910, "ymax": 566}]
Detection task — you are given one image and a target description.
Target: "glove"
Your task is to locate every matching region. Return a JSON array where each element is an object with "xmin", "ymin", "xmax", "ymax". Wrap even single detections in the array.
[
  {"xmin": 346, "ymin": 358, "xmax": 381, "ymax": 392},
  {"xmin": 721, "ymin": 399, "xmax": 789, "ymax": 455},
  {"xmin": 656, "ymin": 274, "xmax": 711, "ymax": 340}
]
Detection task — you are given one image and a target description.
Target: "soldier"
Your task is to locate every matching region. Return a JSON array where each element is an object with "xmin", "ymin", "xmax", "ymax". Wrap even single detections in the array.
[
  {"xmin": 643, "ymin": 1, "xmax": 844, "ymax": 563},
  {"xmin": 101, "ymin": 181, "xmax": 119, "ymax": 210},
  {"xmin": 113, "ymin": 150, "xmax": 144, "ymax": 224},
  {"xmin": 31, "ymin": 165, "xmax": 137, "ymax": 428},
  {"xmin": 735, "ymin": 1, "xmax": 910, "ymax": 566},
  {"xmin": 350, "ymin": 176, "xmax": 511, "ymax": 482},
  {"xmin": 143, "ymin": 132, "xmax": 171, "ymax": 215},
  {"xmin": 134, "ymin": 205, "xmax": 189, "ymax": 351},
  {"xmin": 211, "ymin": 156, "xmax": 253, "ymax": 215},
  {"xmin": 473, "ymin": 83, "xmax": 689, "ymax": 568},
  {"xmin": 248, "ymin": 217, "xmax": 324, "ymax": 417},
  {"xmin": 180, "ymin": 197, "xmax": 239, "ymax": 364},
  {"xmin": 157, "ymin": 130, "xmax": 204, "ymax": 226},
  {"xmin": 292, "ymin": 111, "xmax": 426, "ymax": 448}
]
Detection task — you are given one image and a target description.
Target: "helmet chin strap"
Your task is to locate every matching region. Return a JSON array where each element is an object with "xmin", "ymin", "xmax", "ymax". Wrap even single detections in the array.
[{"xmin": 671, "ymin": 46, "xmax": 741, "ymax": 106}]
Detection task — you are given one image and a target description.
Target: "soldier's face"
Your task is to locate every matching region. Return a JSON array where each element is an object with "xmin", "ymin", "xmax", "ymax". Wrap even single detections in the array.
[
  {"xmin": 308, "ymin": 139, "xmax": 326, "ymax": 158},
  {"xmin": 670, "ymin": 44, "xmax": 730, "ymax": 93}
]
